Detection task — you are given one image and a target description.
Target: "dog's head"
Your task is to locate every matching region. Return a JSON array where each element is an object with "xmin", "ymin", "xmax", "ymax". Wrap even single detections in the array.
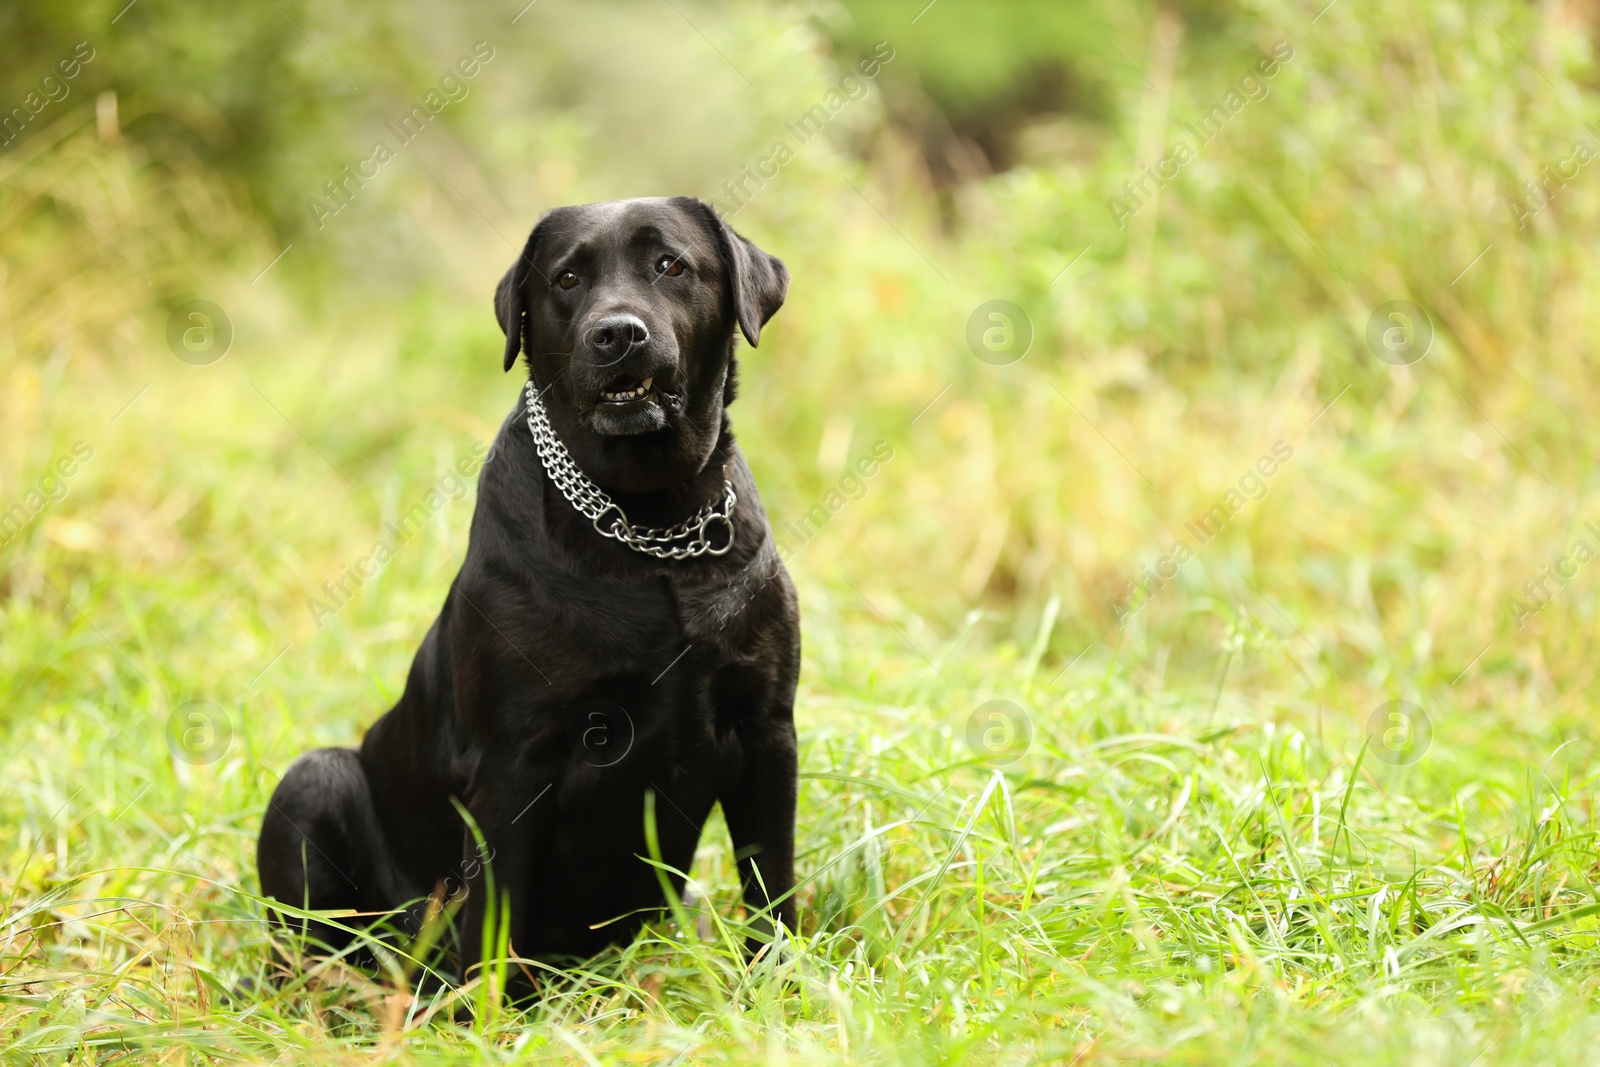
[{"xmin": 495, "ymin": 197, "xmax": 788, "ymax": 493}]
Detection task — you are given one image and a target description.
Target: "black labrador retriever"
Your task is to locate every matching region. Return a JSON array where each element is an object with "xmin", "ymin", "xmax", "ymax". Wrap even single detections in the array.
[{"xmin": 257, "ymin": 197, "xmax": 799, "ymax": 979}]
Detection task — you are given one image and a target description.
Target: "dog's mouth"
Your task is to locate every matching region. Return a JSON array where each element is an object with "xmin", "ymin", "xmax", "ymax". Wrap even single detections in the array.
[
  {"xmin": 598, "ymin": 376, "xmax": 655, "ymax": 405},
  {"xmin": 587, "ymin": 374, "xmax": 681, "ymax": 436}
]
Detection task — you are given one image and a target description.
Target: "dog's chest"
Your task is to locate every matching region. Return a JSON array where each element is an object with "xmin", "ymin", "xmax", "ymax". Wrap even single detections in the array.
[{"xmin": 670, "ymin": 552, "xmax": 776, "ymax": 647}]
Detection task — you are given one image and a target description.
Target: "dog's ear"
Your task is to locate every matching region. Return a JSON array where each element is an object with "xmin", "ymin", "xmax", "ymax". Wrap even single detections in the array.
[
  {"xmin": 676, "ymin": 197, "xmax": 789, "ymax": 347},
  {"xmin": 724, "ymin": 225, "xmax": 790, "ymax": 348},
  {"xmin": 494, "ymin": 266, "xmax": 523, "ymax": 373},
  {"xmin": 495, "ymin": 215, "xmax": 550, "ymax": 373}
]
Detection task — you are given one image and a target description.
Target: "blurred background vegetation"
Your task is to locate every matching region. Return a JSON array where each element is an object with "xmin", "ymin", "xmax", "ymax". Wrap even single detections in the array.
[
  {"xmin": 5, "ymin": 0, "xmax": 1598, "ymax": 720},
  {"xmin": 8, "ymin": 0, "xmax": 1600, "ymax": 1060}
]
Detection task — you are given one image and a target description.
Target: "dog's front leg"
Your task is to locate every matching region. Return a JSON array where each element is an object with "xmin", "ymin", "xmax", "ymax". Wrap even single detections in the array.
[
  {"xmin": 454, "ymin": 757, "xmax": 561, "ymax": 988},
  {"xmin": 720, "ymin": 710, "xmax": 798, "ymax": 955}
]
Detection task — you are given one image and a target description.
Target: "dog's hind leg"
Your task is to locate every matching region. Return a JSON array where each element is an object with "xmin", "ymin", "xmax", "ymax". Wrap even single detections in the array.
[{"xmin": 257, "ymin": 747, "xmax": 410, "ymax": 956}]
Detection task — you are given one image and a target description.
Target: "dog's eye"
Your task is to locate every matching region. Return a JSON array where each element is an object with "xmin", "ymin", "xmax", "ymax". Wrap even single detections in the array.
[
  {"xmin": 556, "ymin": 271, "xmax": 579, "ymax": 290},
  {"xmin": 655, "ymin": 256, "xmax": 684, "ymax": 277}
]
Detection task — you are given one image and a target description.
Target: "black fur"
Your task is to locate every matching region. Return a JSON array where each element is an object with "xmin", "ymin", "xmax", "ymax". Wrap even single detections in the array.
[{"xmin": 257, "ymin": 197, "xmax": 798, "ymax": 981}]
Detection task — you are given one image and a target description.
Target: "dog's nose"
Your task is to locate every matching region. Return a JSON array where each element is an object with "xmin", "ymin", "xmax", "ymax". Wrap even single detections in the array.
[{"xmin": 586, "ymin": 314, "xmax": 650, "ymax": 361}]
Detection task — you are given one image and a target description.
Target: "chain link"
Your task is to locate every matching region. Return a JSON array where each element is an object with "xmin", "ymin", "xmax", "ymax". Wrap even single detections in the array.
[{"xmin": 524, "ymin": 381, "xmax": 736, "ymax": 560}]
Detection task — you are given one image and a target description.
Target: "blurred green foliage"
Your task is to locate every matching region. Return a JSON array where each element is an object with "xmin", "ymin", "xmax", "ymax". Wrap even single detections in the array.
[{"xmin": 7, "ymin": 0, "xmax": 1600, "ymax": 1062}]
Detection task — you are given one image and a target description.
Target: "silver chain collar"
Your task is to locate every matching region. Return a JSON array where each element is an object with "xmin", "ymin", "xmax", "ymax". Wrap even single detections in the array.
[{"xmin": 523, "ymin": 381, "xmax": 736, "ymax": 560}]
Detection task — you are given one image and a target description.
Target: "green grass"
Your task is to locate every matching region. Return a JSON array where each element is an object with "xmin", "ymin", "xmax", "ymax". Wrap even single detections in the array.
[
  {"xmin": 8, "ymin": 0, "xmax": 1600, "ymax": 1061},
  {"xmin": 10, "ymin": 586, "xmax": 1600, "ymax": 1064}
]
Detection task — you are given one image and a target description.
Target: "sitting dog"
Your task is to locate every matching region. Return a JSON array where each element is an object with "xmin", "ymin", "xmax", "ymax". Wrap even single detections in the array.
[{"xmin": 257, "ymin": 197, "xmax": 799, "ymax": 979}]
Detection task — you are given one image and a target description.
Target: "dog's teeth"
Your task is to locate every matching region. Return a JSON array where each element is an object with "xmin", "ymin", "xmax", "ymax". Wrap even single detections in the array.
[{"xmin": 602, "ymin": 381, "xmax": 653, "ymax": 402}]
